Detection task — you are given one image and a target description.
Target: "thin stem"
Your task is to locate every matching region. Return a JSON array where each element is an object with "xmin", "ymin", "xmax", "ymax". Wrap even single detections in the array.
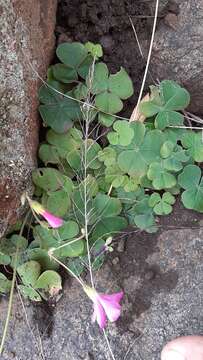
[
  {"xmin": 130, "ymin": 0, "xmax": 159, "ymax": 122},
  {"xmin": 48, "ymin": 252, "xmax": 85, "ymax": 287},
  {"xmin": 0, "ymin": 212, "xmax": 29, "ymax": 355},
  {"xmin": 103, "ymin": 329, "xmax": 116, "ymax": 360}
]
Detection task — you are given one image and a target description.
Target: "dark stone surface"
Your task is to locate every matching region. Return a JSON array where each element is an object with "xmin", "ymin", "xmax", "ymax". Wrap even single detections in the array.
[{"xmin": 0, "ymin": 223, "xmax": 202, "ymax": 360}]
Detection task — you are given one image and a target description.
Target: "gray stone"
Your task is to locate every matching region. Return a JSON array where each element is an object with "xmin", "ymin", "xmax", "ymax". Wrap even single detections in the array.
[
  {"xmin": 0, "ymin": 0, "xmax": 57, "ymax": 237},
  {"xmin": 149, "ymin": 0, "xmax": 203, "ymax": 113},
  {"xmin": 0, "ymin": 225, "xmax": 202, "ymax": 360}
]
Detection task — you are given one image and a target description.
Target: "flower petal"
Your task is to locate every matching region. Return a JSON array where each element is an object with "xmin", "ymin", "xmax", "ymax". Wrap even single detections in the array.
[
  {"xmin": 98, "ymin": 291, "xmax": 124, "ymax": 323},
  {"xmin": 42, "ymin": 210, "xmax": 63, "ymax": 228},
  {"xmin": 99, "ymin": 291, "xmax": 124, "ymax": 304},
  {"xmin": 92, "ymin": 301, "xmax": 107, "ymax": 329}
]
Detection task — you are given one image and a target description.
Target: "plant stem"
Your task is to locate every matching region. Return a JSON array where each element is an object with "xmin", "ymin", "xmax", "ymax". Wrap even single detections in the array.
[{"xmin": 0, "ymin": 212, "xmax": 29, "ymax": 355}]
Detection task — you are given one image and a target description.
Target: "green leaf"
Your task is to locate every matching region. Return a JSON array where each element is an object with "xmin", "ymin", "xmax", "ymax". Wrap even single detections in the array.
[
  {"xmin": 56, "ymin": 42, "xmax": 88, "ymax": 69},
  {"xmin": 108, "ymin": 67, "xmax": 134, "ymax": 99},
  {"xmin": 52, "ymin": 63, "xmax": 78, "ymax": 83},
  {"xmin": 91, "ymin": 216, "xmax": 128, "ymax": 241},
  {"xmin": 139, "ymin": 101, "xmax": 162, "ymax": 117},
  {"xmin": 0, "ymin": 273, "xmax": 12, "ymax": 294},
  {"xmin": 147, "ymin": 162, "xmax": 177, "ymax": 190},
  {"xmin": 149, "ymin": 192, "xmax": 175, "ymax": 215},
  {"xmin": 66, "ymin": 258, "xmax": 85, "ymax": 277},
  {"xmin": 85, "ymin": 42, "xmax": 103, "ymax": 58},
  {"xmin": 98, "ymin": 113, "xmax": 115, "ymax": 127},
  {"xmin": 45, "ymin": 190, "xmax": 71, "ymax": 217},
  {"xmin": 181, "ymin": 132, "xmax": 203, "ymax": 162},
  {"xmin": 86, "ymin": 140, "xmax": 102, "ymax": 169},
  {"xmin": 91, "ymin": 62, "xmax": 109, "ymax": 94},
  {"xmin": 18, "ymin": 285, "xmax": 41, "ymax": 302},
  {"xmin": 155, "ymin": 111, "xmax": 184, "ymax": 130},
  {"xmin": 160, "ymin": 80, "xmax": 190, "ymax": 111},
  {"xmin": 178, "ymin": 165, "xmax": 203, "ymax": 212},
  {"xmin": 160, "ymin": 141, "xmax": 175, "ymax": 158},
  {"xmin": 39, "ymin": 96, "xmax": 81, "ymax": 133},
  {"xmin": 118, "ymin": 126, "xmax": 163, "ymax": 178},
  {"xmin": 32, "ymin": 168, "xmax": 73, "ymax": 193},
  {"xmin": 17, "ymin": 261, "xmax": 41, "ymax": 286},
  {"xmin": 93, "ymin": 194, "xmax": 122, "ymax": 218},
  {"xmin": 38, "ymin": 144, "xmax": 60, "ymax": 165},
  {"xmin": 107, "ymin": 120, "xmax": 134, "ymax": 146},
  {"xmin": 53, "ymin": 239, "xmax": 85, "ymax": 258},
  {"xmin": 95, "ymin": 91, "xmax": 123, "ymax": 114},
  {"xmin": 0, "ymin": 235, "xmax": 28, "ymax": 256},
  {"xmin": 27, "ymin": 248, "xmax": 59, "ymax": 271},
  {"xmin": 34, "ymin": 270, "xmax": 62, "ymax": 298},
  {"xmin": 57, "ymin": 221, "xmax": 79, "ymax": 241},
  {"xmin": 33, "ymin": 225, "xmax": 58, "ymax": 250},
  {"xmin": 0, "ymin": 252, "xmax": 11, "ymax": 265},
  {"xmin": 98, "ymin": 147, "xmax": 117, "ymax": 167}
]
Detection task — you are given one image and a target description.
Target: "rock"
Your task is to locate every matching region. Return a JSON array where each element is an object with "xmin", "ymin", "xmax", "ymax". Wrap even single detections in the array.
[
  {"xmin": 0, "ymin": 220, "xmax": 202, "ymax": 359},
  {"xmin": 0, "ymin": 0, "xmax": 57, "ymax": 237},
  {"xmin": 149, "ymin": 0, "xmax": 203, "ymax": 113}
]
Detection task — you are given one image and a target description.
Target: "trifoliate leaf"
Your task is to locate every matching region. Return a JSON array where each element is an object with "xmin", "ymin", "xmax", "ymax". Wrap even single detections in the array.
[
  {"xmin": 34, "ymin": 270, "xmax": 62, "ymax": 298},
  {"xmin": 181, "ymin": 131, "xmax": 203, "ymax": 162},
  {"xmin": 17, "ymin": 261, "xmax": 41, "ymax": 287},
  {"xmin": 178, "ymin": 165, "xmax": 203, "ymax": 212},
  {"xmin": 0, "ymin": 273, "xmax": 12, "ymax": 294},
  {"xmin": 108, "ymin": 67, "xmax": 134, "ymax": 99},
  {"xmin": 18, "ymin": 285, "xmax": 41, "ymax": 302}
]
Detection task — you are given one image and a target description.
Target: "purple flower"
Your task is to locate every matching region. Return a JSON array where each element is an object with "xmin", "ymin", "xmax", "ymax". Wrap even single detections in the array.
[
  {"xmin": 29, "ymin": 199, "xmax": 63, "ymax": 228},
  {"xmin": 84, "ymin": 286, "xmax": 124, "ymax": 329}
]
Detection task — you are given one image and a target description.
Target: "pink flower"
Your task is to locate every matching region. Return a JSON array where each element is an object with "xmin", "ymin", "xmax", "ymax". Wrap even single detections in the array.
[
  {"xmin": 84, "ymin": 286, "xmax": 124, "ymax": 329},
  {"xmin": 28, "ymin": 199, "xmax": 63, "ymax": 228}
]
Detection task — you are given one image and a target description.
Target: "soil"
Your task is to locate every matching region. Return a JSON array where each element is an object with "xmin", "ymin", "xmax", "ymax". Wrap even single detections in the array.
[{"xmin": 56, "ymin": 0, "xmax": 156, "ymax": 116}]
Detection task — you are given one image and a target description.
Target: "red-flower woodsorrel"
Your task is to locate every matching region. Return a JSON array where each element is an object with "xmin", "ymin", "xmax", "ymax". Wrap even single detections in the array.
[
  {"xmin": 84, "ymin": 286, "xmax": 124, "ymax": 329},
  {"xmin": 28, "ymin": 199, "xmax": 63, "ymax": 228}
]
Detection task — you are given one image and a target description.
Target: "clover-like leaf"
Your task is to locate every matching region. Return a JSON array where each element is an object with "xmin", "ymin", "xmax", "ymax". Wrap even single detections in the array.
[
  {"xmin": 17, "ymin": 261, "xmax": 41, "ymax": 287},
  {"xmin": 181, "ymin": 131, "xmax": 203, "ymax": 162},
  {"xmin": 27, "ymin": 248, "xmax": 59, "ymax": 271},
  {"xmin": 160, "ymin": 141, "xmax": 175, "ymax": 158},
  {"xmin": 178, "ymin": 164, "xmax": 203, "ymax": 212},
  {"xmin": 18, "ymin": 285, "xmax": 41, "ymax": 302},
  {"xmin": 95, "ymin": 91, "xmax": 123, "ymax": 114},
  {"xmin": 56, "ymin": 42, "xmax": 88, "ymax": 71},
  {"xmin": 118, "ymin": 124, "xmax": 164, "ymax": 178},
  {"xmin": 91, "ymin": 216, "xmax": 128, "ymax": 241},
  {"xmin": 44, "ymin": 190, "xmax": 71, "ymax": 217},
  {"xmin": 52, "ymin": 63, "xmax": 78, "ymax": 83},
  {"xmin": 128, "ymin": 197, "xmax": 157, "ymax": 233},
  {"xmin": 38, "ymin": 144, "xmax": 60, "ymax": 165},
  {"xmin": 108, "ymin": 67, "xmax": 134, "ymax": 100},
  {"xmin": 149, "ymin": 192, "xmax": 175, "ymax": 215},
  {"xmin": 107, "ymin": 120, "xmax": 134, "ymax": 146},
  {"xmin": 98, "ymin": 147, "xmax": 117, "ymax": 167},
  {"xmin": 91, "ymin": 63, "xmax": 109, "ymax": 94},
  {"xmin": 147, "ymin": 162, "xmax": 177, "ymax": 190},
  {"xmin": 85, "ymin": 42, "xmax": 103, "ymax": 58},
  {"xmin": 34, "ymin": 270, "xmax": 62, "ymax": 298},
  {"xmin": 39, "ymin": 85, "xmax": 82, "ymax": 133},
  {"xmin": 163, "ymin": 145, "xmax": 190, "ymax": 172},
  {"xmin": 33, "ymin": 225, "xmax": 58, "ymax": 250},
  {"xmin": 53, "ymin": 238, "xmax": 85, "ymax": 258},
  {"xmin": 0, "ymin": 273, "xmax": 12, "ymax": 294},
  {"xmin": 32, "ymin": 168, "xmax": 73, "ymax": 193},
  {"xmin": 98, "ymin": 113, "xmax": 115, "ymax": 127},
  {"xmin": 57, "ymin": 221, "xmax": 79, "ymax": 241},
  {"xmin": 0, "ymin": 252, "xmax": 11, "ymax": 265},
  {"xmin": 160, "ymin": 80, "xmax": 190, "ymax": 111},
  {"xmin": 155, "ymin": 111, "xmax": 184, "ymax": 130},
  {"xmin": 93, "ymin": 194, "xmax": 122, "ymax": 219},
  {"xmin": 140, "ymin": 81, "xmax": 190, "ymax": 124}
]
